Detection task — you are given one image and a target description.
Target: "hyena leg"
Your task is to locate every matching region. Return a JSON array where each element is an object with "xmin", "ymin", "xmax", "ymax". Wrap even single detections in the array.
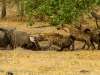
[
  {"xmin": 57, "ymin": 44, "xmax": 64, "ymax": 51},
  {"xmin": 46, "ymin": 41, "xmax": 53, "ymax": 50},
  {"xmin": 71, "ymin": 42, "xmax": 74, "ymax": 50},
  {"xmin": 85, "ymin": 40, "xmax": 95, "ymax": 50},
  {"xmin": 81, "ymin": 42, "xmax": 87, "ymax": 49},
  {"xmin": 91, "ymin": 40, "xmax": 95, "ymax": 49},
  {"xmin": 97, "ymin": 44, "xmax": 100, "ymax": 50}
]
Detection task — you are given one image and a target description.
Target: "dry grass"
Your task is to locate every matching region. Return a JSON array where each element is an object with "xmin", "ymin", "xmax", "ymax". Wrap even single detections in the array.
[{"xmin": 0, "ymin": 48, "xmax": 100, "ymax": 75}]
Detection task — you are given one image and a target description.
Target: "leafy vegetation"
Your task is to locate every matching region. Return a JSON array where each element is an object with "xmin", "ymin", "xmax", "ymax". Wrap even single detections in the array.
[{"xmin": 20, "ymin": 0, "xmax": 100, "ymax": 26}]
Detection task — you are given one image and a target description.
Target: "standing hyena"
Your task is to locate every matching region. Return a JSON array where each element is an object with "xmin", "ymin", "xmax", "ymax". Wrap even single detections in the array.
[
  {"xmin": 37, "ymin": 33, "xmax": 76, "ymax": 51},
  {"xmin": 75, "ymin": 24, "xmax": 100, "ymax": 50},
  {"xmin": 56, "ymin": 24, "xmax": 95, "ymax": 50}
]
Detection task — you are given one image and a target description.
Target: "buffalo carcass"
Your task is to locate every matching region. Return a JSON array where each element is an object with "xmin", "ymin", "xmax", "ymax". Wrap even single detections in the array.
[
  {"xmin": 0, "ymin": 28, "xmax": 41, "ymax": 50},
  {"xmin": 0, "ymin": 30, "xmax": 10, "ymax": 49}
]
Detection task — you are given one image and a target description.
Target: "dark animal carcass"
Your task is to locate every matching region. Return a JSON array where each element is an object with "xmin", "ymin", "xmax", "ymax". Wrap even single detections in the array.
[
  {"xmin": 0, "ymin": 28, "xmax": 41, "ymax": 50},
  {"xmin": 8, "ymin": 30, "xmax": 42, "ymax": 50},
  {"xmin": 0, "ymin": 30, "xmax": 10, "ymax": 49}
]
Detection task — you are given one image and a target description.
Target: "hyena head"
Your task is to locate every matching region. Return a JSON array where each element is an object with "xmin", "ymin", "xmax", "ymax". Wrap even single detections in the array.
[
  {"xmin": 37, "ymin": 34, "xmax": 44, "ymax": 42},
  {"xmin": 56, "ymin": 23, "xmax": 70, "ymax": 35},
  {"xmin": 74, "ymin": 23, "xmax": 82, "ymax": 30},
  {"xmin": 56, "ymin": 23, "xmax": 64, "ymax": 30}
]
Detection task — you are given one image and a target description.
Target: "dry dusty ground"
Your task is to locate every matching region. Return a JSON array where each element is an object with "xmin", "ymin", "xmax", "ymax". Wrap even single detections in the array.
[{"xmin": 0, "ymin": 20, "xmax": 100, "ymax": 75}]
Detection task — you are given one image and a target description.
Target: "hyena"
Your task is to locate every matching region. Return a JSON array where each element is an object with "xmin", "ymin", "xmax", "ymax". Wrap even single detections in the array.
[
  {"xmin": 56, "ymin": 24, "xmax": 95, "ymax": 50},
  {"xmin": 37, "ymin": 33, "xmax": 76, "ymax": 51},
  {"xmin": 75, "ymin": 24, "xmax": 100, "ymax": 50}
]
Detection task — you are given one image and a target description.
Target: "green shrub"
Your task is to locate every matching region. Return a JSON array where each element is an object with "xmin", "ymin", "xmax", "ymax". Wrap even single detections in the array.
[
  {"xmin": 49, "ymin": 17, "xmax": 61, "ymax": 26},
  {"xmin": 20, "ymin": 0, "xmax": 100, "ymax": 26}
]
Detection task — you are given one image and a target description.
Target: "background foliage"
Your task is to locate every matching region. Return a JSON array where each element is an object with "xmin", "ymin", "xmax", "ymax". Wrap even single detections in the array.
[{"xmin": 20, "ymin": 0, "xmax": 100, "ymax": 26}]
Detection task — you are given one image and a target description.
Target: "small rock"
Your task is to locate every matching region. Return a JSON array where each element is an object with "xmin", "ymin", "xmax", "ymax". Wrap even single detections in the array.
[
  {"xmin": 80, "ymin": 70, "xmax": 89, "ymax": 74},
  {"xmin": 7, "ymin": 72, "xmax": 13, "ymax": 75}
]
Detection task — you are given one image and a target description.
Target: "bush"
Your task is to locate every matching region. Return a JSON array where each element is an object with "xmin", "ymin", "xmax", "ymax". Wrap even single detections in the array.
[
  {"xmin": 20, "ymin": 0, "xmax": 100, "ymax": 26},
  {"xmin": 49, "ymin": 17, "xmax": 61, "ymax": 26}
]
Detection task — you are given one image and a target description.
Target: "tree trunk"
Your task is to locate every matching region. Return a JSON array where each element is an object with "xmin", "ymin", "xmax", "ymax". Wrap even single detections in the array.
[
  {"xmin": 1, "ymin": 0, "xmax": 6, "ymax": 19},
  {"xmin": 16, "ymin": 0, "xmax": 24, "ymax": 17},
  {"xmin": 20, "ymin": 4, "xmax": 24, "ymax": 17}
]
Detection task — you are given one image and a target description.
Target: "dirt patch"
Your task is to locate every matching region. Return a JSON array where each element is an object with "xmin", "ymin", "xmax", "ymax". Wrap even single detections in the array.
[{"xmin": 0, "ymin": 49, "xmax": 100, "ymax": 75}]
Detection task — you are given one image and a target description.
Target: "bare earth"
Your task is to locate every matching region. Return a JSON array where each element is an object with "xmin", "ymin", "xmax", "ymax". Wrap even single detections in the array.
[{"xmin": 0, "ymin": 20, "xmax": 100, "ymax": 75}]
